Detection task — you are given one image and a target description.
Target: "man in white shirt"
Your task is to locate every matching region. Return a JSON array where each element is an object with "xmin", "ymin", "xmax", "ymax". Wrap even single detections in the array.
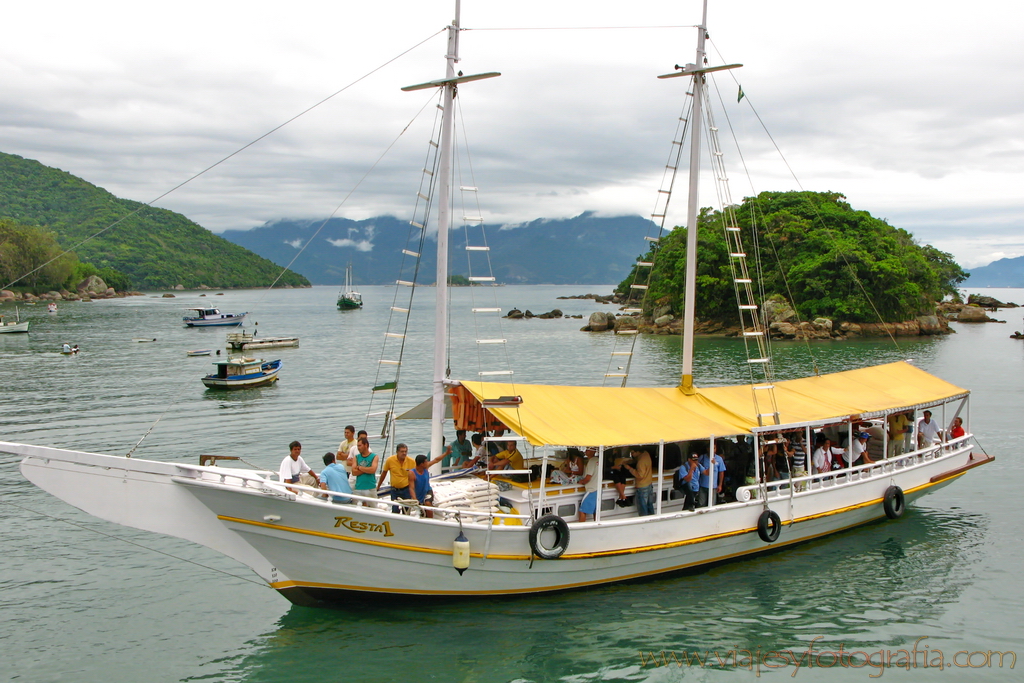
[
  {"xmin": 846, "ymin": 432, "xmax": 875, "ymax": 466},
  {"xmin": 279, "ymin": 441, "xmax": 319, "ymax": 492},
  {"xmin": 917, "ymin": 410, "xmax": 942, "ymax": 447}
]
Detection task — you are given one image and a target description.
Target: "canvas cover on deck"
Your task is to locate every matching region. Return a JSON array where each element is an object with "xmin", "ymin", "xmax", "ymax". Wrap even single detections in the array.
[{"xmin": 455, "ymin": 361, "xmax": 968, "ymax": 447}]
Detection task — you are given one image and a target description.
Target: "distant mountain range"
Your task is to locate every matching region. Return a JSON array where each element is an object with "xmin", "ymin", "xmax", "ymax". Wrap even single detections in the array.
[
  {"xmin": 965, "ymin": 256, "xmax": 1024, "ymax": 288},
  {"xmin": 0, "ymin": 151, "xmax": 309, "ymax": 289},
  {"xmin": 220, "ymin": 213, "xmax": 657, "ymax": 285}
]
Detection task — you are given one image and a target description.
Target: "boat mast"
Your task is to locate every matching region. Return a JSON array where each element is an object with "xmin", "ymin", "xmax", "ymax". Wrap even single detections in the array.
[
  {"xmin": 680, "ymin": 0, "xmax": 708, "ymax": 395},
  {"xmin": 430, "ymin": 2, "xmax": 461, "ymax": 461}
]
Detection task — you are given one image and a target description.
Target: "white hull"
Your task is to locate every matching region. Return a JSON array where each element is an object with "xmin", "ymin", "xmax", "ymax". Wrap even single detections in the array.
[
  {"xmin": 8, "ymin": 439, "xmax": 987, "ymax": 604},
  {"xmin": 0, "ymin": 321, "xmax": 29, "ymax": 333}
]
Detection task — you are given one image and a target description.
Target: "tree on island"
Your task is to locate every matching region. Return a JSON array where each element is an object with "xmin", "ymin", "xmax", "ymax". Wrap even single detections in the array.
[{"xmin": 616, "ymin": 191, "xmax": 966, "ymax": 323}]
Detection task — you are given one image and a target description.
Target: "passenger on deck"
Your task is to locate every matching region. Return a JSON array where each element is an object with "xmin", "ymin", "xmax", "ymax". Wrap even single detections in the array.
[
  {"xmin": 917, "ymin": 410, "xmax": 942, "ymax": 448},
  {"xmin": 888, "ymin": 411, "xmax": 913, "ymax": 457},
  {"xmin": 489, "ymin": 440, "xmax": 524, "ymax": 470},
  {"xmin": 609, "ymin": 449, "xmax": 634, "ymax": 507},
  {"xmin": 552, "ymin": 448, "xmax": 585, "ymax": 484},
  {"xmin": 320, "ymin": 452, "xmax": 352, "ymax": 504},
  {"xmin": 578, "ymin": 447, "xmax": 601, "ymax": 522},
  {"xmin": 351, "ymin": 437, "xmax": 379, "ymax": 506},
  {"xmin": 949, "ymin": 416, "xmax": 965, "ymax": 440},
  {"xmin": 847, "ymin": 432, "xmax": 875, "ymax": 466},
  {"xmin": 811, "ymin": 435, "xmax": 832, "ymax": 474},
  {"xmin": 378, "ymin": 443, "xmax": 416, "ymax": 513},
  {"xmin": 678, "ymin": 453, "xmax": 704, "ymax": 510},
  {"xmin": 410, "ymin": 453, "xmax": 445, "ymax": 518},
  {"xmin": 697, "ymin": 447, "xmax": 726, "ymax": 506},
  {"xmin": 625, "ymin": 447, "xmax": 654, "ymax": 516},
  {"xmin": 279, "ymin": 441, "xmax": 319, "ymax": 492},
  {"xmin": 448, "ymin": 430, "xmax": 474, "ymax": 469},
  {"xmin": 336, "ymin": 425, "xmax": 356, "ymax": 469}
]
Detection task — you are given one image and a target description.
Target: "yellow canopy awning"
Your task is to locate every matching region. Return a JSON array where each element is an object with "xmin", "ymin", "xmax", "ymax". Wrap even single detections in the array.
[{"xmin": 456, "ymin": 361, "xmax": 968, "ymax": 447}]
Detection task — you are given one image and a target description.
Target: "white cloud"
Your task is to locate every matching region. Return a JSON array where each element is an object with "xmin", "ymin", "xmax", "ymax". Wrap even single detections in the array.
[
  {"xmin": 326, "ymin": 238, "xmax": 374, "ymax": 252},
  {"xmin": 284, "ymin": 239, "xmax": 303, "ymax": 248},
  {"xmin": 1, "ymin": 0, "xmax": 1021, "ymax": 268}
]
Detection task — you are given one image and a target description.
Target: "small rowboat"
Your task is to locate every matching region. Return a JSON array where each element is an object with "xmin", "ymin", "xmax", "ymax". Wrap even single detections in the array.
[
  {"xmin": 187, "ymin": 349, "xmax": 213, "ymax": 357},
  {"xmin": 132, "ymin": 338, "xmax": 157, "ymax": 343}
]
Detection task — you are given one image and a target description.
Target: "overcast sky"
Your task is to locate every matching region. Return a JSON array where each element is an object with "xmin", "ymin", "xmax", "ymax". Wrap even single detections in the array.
[{"xmin": 2, "ymin": 0, "xmax": 1021, "ymax": 268}]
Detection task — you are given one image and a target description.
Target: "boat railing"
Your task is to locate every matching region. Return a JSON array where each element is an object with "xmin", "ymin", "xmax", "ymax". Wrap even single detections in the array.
[
  {"xmin": 178, "ymin": 465, "xmax": 531, "ymax": 522},
  {"xmin": 735, "ymin": 434, "xmax": 973, "ymax": 502}
]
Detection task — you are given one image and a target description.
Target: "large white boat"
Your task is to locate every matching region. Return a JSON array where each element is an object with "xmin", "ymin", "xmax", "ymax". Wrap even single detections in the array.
[
  {"xmin": 201, "ymin": 357, "xmax": 282, "ymax": 389},
  {"xmin": 7, "ymin": 1, "xmax": 991, "ymax": 606}
]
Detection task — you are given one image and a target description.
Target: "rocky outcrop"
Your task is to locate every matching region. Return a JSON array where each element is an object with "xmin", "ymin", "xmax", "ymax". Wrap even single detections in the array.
[
  {"xmin": 76, "ymin": 275, "xmax": 108, "ymax": 296},
  {"xmin": 967, "ymin": 294, "xmax": 1019, "ymax": 309},
  {"xmin": 583, "ymin": 311, "xmax": 614, "ymax": 331}
]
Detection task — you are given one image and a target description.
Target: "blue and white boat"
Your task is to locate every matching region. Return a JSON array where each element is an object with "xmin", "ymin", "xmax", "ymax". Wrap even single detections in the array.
[
  {"xmin": 201, "ymin": 356, "xmax": 281, "ymax": 389},
  {"xmin": 183, "ymin": 308, "xmax": 247, "ymax": 327}
]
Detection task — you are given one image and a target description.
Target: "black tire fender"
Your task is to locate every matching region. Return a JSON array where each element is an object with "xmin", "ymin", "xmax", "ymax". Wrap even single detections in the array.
[
  {"xmin": 883, "ymin": 485, "xmax": 905, "ymax": 520},
  {"xmin": 529, "ymin": 514, "xmax": 570, "ymax": 559},
  {"xmin": 757, "ymin": 509, "xmax": 782, "ymax": 543}
]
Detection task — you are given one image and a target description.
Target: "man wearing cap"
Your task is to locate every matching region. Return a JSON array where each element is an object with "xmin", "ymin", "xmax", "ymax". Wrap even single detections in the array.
[{"xmin": 846, "ymin": 431, "xmax": 875, "ymax": 467}]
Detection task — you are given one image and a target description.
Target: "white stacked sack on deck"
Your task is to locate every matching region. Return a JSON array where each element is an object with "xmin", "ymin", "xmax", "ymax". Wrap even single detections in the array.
[{"xmin": 431, "ymin": 478, "xmax": 501, "ymax": 521}]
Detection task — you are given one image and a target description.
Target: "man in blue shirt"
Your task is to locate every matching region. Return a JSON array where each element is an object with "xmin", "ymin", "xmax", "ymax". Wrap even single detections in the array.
[
  {"xmin": 447, "ymin": 430, "xmax": 474, "ymax": 469},
  {"xmin": 697, "ymin": 447, "xmax": 726, "ymax": 507},
  {"xmin": 320, "ymin": 452, "xmax": 352, "ymax": 504}
]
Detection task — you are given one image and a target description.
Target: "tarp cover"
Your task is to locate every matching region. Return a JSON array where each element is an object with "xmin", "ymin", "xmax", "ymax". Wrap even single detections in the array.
[{"xmin": 456, "ymin": 361, "xmax": 967, "ymax": 447}]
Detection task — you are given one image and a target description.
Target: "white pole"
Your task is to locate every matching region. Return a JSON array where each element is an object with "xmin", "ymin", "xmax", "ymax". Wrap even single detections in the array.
[
  {"xmin": 429, "ymin": 4, "xmax": 460, "ymax": 471},
  {"xmin": 680, "ymin": 0, "xmax": 708, "ymax": 395},
  {"xmin": 595, "ymin": 446, "xmax": 605, "ymax": 522},
  {"xmin": 656, "ymin": 440, "xmax": 665, "ymax": 515}
]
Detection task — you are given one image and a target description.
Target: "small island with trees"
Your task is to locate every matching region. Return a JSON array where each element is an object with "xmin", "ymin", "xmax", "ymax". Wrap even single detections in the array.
[{"xmin": 585, "ymin": 191, "xmax": 969, "ymax": 339}]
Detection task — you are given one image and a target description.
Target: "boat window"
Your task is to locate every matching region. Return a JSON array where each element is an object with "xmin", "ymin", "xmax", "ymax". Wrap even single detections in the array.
[
  {"xmin": 556, "ymin": 503, "xmax": 576, "ymax": 517},
  {"xmin": 600, "ymin": 498, "xmax": 616, "ymax": 512}
]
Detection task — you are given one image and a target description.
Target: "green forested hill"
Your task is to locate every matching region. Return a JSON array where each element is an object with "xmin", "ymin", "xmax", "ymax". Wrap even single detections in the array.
[
  {"xmin": 0, "ymin": 152, "xmax": 309, "ymax": 289},
  {"xmin": 617, "ymin": 191, "xmax": 966, "ymax": 323}
]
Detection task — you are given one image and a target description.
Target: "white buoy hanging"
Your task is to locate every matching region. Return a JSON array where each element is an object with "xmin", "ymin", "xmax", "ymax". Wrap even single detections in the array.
[{"xmin": 453, "ymin": 514, "xmax": 470, "ymax": 575}]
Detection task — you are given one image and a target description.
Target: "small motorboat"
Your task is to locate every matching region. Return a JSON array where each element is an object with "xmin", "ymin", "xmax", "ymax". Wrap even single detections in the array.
[
  {"xmin": 132, "ymin": 338, "xmax": 157, "ymax": 343},
  {"xmin": 0, "ymin": 310, "xmax": 29, "ymax": 333},
  {"xmin": 47, "ymin": 303, "xmax": 57, "ymax": 313},
  {"xmin": 183, "ymin": 308, "xmax": 247, "ymax": 327},
  {"xmin": 201, "ymin": 357, "xmax": 282, "ymax": 389},
  {"xmin": 60, "ymin": 344, "xmax": 80, "ymax": 355},
  {"xmin": 187, "ymin": 349, "xmax": 213, "ymax": 357}
]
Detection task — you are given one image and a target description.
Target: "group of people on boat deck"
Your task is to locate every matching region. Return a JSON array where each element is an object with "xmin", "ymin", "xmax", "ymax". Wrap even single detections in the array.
[{"xmin": 277, "ymin": 408, "xmax": 966, "ymax": 518}]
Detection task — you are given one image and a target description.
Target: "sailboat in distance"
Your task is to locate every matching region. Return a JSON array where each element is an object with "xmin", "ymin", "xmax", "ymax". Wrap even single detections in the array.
[
  {"xmin": 8, "ymin": 0, "xmax": 991, "ymax": 605},
  {"xmin": 336, "ymin": 263, "xmax": 362, "ymax": 310}
]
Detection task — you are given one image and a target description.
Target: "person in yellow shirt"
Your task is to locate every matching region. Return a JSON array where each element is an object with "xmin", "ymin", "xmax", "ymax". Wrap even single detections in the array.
[
  {"xmin": 488, "ymin": 440, "xmax": 525, "ymax": 470},
  {"xmin": 378, "ymin": 443, "xmax": 416, "ymax": 513}
]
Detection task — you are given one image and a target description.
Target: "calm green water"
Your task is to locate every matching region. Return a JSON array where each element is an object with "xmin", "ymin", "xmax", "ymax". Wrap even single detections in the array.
[{"xmin": 2, "ymin": 286, "xmax": 1022, "ymax": 682}]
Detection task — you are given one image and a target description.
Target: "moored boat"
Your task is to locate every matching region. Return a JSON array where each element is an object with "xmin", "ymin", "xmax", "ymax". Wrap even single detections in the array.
[
  {"xmin": 201, "ymin": 356, "xmax": 281, "ymax": 389},
  {"xmin": 8, "ymin": 0, "xmax": 991, "ymax": 607},
  {"xmin": 225, "ymin": 332, "xmax": 299, "ymax": 351},
  {"xmin": 183, "ymin": 308, "xmax": 247, "ymax": 327},
  {"xmin": 0, "ymin": 310, "xmax": 29, "ymax": 333},
  {"xmin": 187, "ymin": 349, "xmax": 213, "ymax": 357},
  {"xmin": 336, "ymin": 263, "xmax": 362, "ymax": 310}
]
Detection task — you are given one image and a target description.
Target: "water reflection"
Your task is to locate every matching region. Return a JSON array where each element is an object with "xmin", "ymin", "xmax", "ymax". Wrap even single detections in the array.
[{"xmin": 220, "ymin": 508, "xmax": 985, "ymax": 683}]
